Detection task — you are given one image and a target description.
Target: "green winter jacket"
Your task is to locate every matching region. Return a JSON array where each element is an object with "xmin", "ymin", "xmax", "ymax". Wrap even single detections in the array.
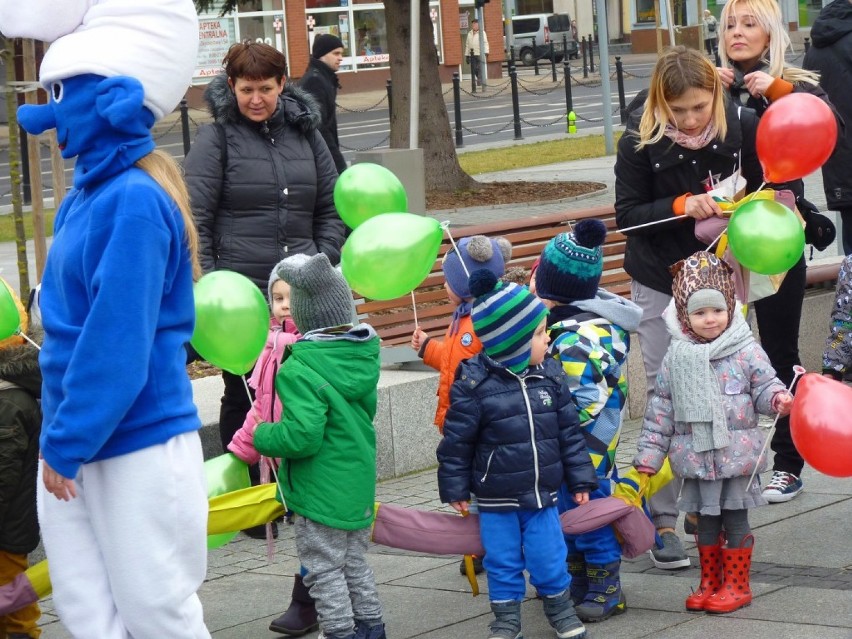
[{"xmin": 253, "ymin": 325, "xmax": 380, "ymax": 530}]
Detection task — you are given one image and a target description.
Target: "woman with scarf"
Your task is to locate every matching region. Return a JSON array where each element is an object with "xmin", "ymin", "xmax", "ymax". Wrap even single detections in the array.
[
  {"xmin": 717, "ymin": 0, "xmax": 838, "ymax": 504},
  {"xmin": 614, "ymin": 46, "xmax": 764, "ymax": 570}
]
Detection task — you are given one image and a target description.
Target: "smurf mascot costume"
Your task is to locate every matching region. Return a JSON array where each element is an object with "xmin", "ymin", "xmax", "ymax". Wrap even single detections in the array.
[{"xmin": 1, "ymin": 1, "xmax": 212, "ymax": 637}]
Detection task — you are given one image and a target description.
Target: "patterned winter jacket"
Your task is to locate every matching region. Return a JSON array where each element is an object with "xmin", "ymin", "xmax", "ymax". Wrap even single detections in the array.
[
  {"xmin": 633, "ymin": 302, "xmax": 784, "ymax": 481},
  {"xmin": 437, "ymin": 354, "xmax": 598, "ymax": 512},
  {"xmin": 823, "ymin": 254, "xmax": 852, "ymax": 379},
  {"xmin": 547, "ymin": 292, "xmax": 641, "ymax": 478},
  {"xmin": 419, "ymin": 313, "xmax": 482, "ymax": 432}
]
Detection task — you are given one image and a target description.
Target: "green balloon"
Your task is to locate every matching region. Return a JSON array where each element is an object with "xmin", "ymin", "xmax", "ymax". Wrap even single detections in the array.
[
  {"xmin": 334, "ymin": 163, "xmax": 409, "ymax": 229},
  {"xmin": 341, "ymin": 213, "xmax": 443, "ymax": 301},
  {"xmin": 204, "ymin": 453, "xmax": 251, "ymax": 549},
  {"xmin": 191, "ymin": 271, "xmax": 268, "ymax": 375},
  {"xmin": 0, "ymin": 281, "xmax": 20, "ymax": 340},
  {"xmin": 727, "ymin": 199, "xmax": 805, "ymax": 275}
]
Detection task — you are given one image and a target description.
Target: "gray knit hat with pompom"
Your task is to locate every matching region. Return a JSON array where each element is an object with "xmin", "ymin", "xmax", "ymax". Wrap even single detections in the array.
[{"xmin": 442, "ymin": 235, "xmax": 512, "ymax": 300}]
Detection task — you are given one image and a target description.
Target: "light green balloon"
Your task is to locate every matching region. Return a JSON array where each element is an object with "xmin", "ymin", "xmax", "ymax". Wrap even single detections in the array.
[
  {"xmin": 0, "ymin": 280, "xmax": 20, "ymax": 340},
  {"xmin": 728, "ymin": 199, "xmax": 805, "ymax": 275},
  {"xmin": 191, "ymin": 271, "xmax": 268, "ymax": 375},
  {"xmin": 334, "ymin": 163, "xmax": 409, "ymax": 229},
  {"xmin": 341, "ymin": 213, "xmax": 443, "ymax": 301},
  {"xmin": 204, "ymin": 453, "xmax": 251, "ymax": 549}
]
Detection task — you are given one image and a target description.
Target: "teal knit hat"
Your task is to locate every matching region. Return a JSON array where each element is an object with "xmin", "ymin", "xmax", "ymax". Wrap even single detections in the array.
[
  {"xmin": 535, "ymin": 219, "xmax": 606, "ymax": 303},
  {"xmin": 469, "ymin": 269, "xmax": 549, "ymax": 373}
]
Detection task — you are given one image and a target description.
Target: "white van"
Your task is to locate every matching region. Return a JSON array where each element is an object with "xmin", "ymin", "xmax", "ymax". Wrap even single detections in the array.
[{"xmin": 508, "ymin": 13, "xmax": 579, "ymax": 66}]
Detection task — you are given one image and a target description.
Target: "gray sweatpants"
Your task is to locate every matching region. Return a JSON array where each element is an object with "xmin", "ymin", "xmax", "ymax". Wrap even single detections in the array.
[
  {"xmin": 294, "ymin": 516, "xmax": 383, "ymax": 637},
  {"xmin": 631, "ymin": 281, "xmax": 682, "ymax": 531}
]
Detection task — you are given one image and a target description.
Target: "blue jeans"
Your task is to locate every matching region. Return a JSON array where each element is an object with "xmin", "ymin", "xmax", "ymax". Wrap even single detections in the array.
[
  {"xmin": 558, "ymin": 481, "xmax": 621, "ymax": 565},
  {"xmin": 479, "ymin": 507, "xmax": 569, "ymax": 602}
]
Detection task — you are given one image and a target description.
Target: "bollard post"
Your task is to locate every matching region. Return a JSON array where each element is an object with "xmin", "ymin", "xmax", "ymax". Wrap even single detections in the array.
[
  {"xmin": 567, "ymin": 111, "xmax": 576, "ymax": 134},
  {"xmin": 588, "ymin": 34, "xmax": 595, "ymax": 73},
  {"xmin": 550, "ymin": 41, "xmax": 557, "ymax": 81},
  {"xmin": 510, "ymin": 67, "xmax": 523, "ymax": 140},
  {"xmin": 615, "ymin": 56, "xmax": 627, "ymax": 125},
  {"xmin": 510, "ymin": 45, "xmax": 516, "ymax": 66},
  {"xmin": 804, "ymin": 37, "xmax": 811, "ymax": 53},
  {"xmin": 562, "ymin": 32, "xmax": 568, "ymax": 60},
  {"xmin": 581, "ymin": 37, "xmax": 589, "ymax": 78},
  {"xmin": 470, "ymin": 48, "xmax": 477, "ymax": 93},
  {"xmin": 386, "ymin": 78, "xmax": 393, "ymax": 126},
  {"xmin": 180, "ymin": 99, "xmax": 191, "ymax": 156},
  {"xmin": 532, "ymin": 37, "xmax": 540, "ymax": 76},
  {"xmin": 452, "ymin": 72, "xmax": 464, "ymax": 148},
  {"xmin": 563, "ymin": 59, "xmax": 573, "ymax": 116}
]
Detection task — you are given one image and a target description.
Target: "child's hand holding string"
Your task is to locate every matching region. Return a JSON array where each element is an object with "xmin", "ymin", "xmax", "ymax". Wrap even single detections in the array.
[
  {"xmin": 411, "ymin": 326, "xmax": 427, "ymax": 351},
  {"xmin": 772, "ymin": 390, "xmax": 794, "ymax": 417}
]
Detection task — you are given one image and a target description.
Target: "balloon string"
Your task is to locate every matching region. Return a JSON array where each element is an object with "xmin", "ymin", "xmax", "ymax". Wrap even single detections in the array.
[
  {"xmin": 747, "ymin": 365, "xmax": 806, "ymax": 490},
  {"xmin": 705, "ymin": 229, "xmax": 727, "ymax": 252},
  {"xmin": 619, "ymin": 216, "xmax": 688, "ymax": 234},
  {"xmin": 18, "ymin": 331, "xmax": 40, "ymax": 351},
  {"xmin": 411, "ymin": 291, "xmax": 419, "ymax": 327},
  {"xmin": 442, "ymin": 224, "xmax": 470, "ymax": 279}
]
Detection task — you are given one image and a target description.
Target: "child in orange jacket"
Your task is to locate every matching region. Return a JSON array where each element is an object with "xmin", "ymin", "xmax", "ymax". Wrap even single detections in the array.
[{"xmin": 411, "ymin": 235, "xmax": 511, "ymax": 432}]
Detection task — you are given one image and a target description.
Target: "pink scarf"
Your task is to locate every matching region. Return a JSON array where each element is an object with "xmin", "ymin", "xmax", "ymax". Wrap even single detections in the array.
[{"xmin": 663, "ymin": 121, "xmax": 717, "ymax": 150}]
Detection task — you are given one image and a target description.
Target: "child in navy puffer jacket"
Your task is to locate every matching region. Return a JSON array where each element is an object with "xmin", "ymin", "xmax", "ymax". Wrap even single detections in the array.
[{"xmin": 437, "ymin": 270, "xmax": 598, "ymax": 639}]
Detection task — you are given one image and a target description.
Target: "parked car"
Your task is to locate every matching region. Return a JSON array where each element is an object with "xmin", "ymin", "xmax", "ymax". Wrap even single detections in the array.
[{"xmin": 507, "ymin": 13, "xmax": 579, "ymax": 66}]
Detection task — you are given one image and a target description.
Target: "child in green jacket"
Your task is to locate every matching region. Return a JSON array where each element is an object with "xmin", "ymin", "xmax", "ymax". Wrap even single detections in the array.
[{"xmin": 253, "ymin": 253, "xmax": 385, "ymax": 639}]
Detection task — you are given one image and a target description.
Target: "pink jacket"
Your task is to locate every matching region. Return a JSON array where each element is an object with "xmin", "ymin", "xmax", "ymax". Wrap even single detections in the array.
[{"xmin": 228, "ymin": 317, "xmax": 299, "ymax": 464}]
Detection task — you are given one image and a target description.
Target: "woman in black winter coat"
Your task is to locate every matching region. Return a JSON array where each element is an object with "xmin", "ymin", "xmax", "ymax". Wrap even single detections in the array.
[
  {"xmin": 718, "ymin": 0, "xmax": 841, "ymax": 502},
  {"xmin": 615, "ymin": 46, "xmax": 764, "ymax": 568},
  {"xmin": 183, "ymin": 42, "xmax": 344, "ymax": 540}
]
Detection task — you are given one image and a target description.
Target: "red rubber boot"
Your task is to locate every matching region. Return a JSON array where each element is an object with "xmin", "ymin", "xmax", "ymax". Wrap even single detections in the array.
[
  {"xmin": 704, "ymin": 535, "xmax": 754, "ymax": 614},
  {"xmin": 685, "ymin": 536, "xmax": 723, "ymax": 611}
]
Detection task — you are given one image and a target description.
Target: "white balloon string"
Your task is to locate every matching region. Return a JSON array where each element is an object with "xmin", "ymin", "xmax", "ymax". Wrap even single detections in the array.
[
  {"xmin": 442, "ymin": 223, "xmax": 469, "ymax": 278},
  {"xmin": 747, "ymin": 365, "xmax": 806, "ymax": 490},
  {"xmin": 705, "ymin": 229, "xmax": 727, "ymax": 252},
  {"xmin": 411, "ymin": 291, "xmax": 419, "ymax": 327},
  {"xmin": 618, "ymin": 216, "xmax": 688, "ymax": 233},
  {"xmin": 18, "ymin": 331, "xmax": 40, "ymax": 350}
]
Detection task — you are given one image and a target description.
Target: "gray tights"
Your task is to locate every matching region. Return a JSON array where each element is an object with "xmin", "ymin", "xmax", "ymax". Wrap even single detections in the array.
[{"xmin": 697, "ymin": 509, "xmax": 751, "ymax": 547}]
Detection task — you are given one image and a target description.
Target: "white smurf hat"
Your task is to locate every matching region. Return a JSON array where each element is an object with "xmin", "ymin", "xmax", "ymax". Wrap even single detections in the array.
[{"xmin": 0, "ymin": 0, "xmax": 199, "ymax": 122}]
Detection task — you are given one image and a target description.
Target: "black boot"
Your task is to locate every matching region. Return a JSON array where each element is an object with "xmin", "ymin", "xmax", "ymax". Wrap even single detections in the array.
[
  {"xmin": 268, "ymin": 574, "xmax": 319, "ymax": 636},
  {"xmin": 567, "ymin": 554, "xmax": 587, "ymax": 605},
  {"xmin": 541, "ymin": 589, "xmax": 586, "ymax": 638},
  {"xmin": 575, "ymin": 560, "xmax": 626, "ymax": 622}
]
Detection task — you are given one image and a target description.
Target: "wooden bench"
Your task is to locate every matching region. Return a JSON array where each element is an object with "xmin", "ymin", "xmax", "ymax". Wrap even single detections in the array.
[
  {"xmin": 354, "ymin": 206, "xmax": 626, "ymax": 363},
  {"xmin": 354, "ymin": 206, "xmax": 846, "ymax": 364}
]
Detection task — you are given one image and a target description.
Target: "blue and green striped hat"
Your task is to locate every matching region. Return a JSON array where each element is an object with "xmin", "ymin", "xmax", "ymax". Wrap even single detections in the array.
[{"xmin": 469, "ymin": 269, "xmax": 549, "ymax": 374}]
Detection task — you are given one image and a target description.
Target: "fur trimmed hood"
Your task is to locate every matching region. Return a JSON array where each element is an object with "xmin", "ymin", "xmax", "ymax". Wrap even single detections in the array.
[
  {"xmin": 0, "ymin": 326, "xmax": 43, "ymax": 397},
  {"xmin": 203, "ymin": 73, "xmax": 322, "ymax": 135}
]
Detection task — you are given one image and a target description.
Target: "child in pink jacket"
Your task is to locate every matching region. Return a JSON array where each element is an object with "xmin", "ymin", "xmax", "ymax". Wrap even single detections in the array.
[{"xmin": 227, "ymin": 260, "xmax": 315, "ymax": 636}]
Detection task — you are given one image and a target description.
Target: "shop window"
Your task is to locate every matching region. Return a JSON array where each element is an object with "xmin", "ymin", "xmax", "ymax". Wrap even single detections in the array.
[
  {"xmin": 353, "ymin": 9, "xmax": 389, "ymax": 68},
  {"xmin": 636, "ymin": 0, "xmax": 656, "ymax": 23},
  {"xmin": 308, "ymin": 12, "xmax": 355, "ymax": 70},
  {"xmin": 238, "ymin": 0, "xmax": 283, "ymax": 11}
]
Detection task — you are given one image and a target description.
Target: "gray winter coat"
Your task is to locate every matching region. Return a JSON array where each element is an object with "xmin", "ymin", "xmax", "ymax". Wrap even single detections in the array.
[
  {"xmin": 633, "ymin": 302, "xmax": 783, "ymax": 482},
  {"xmin": 185, "ymin": 74, "xmax": 345, "ymax": 289}
]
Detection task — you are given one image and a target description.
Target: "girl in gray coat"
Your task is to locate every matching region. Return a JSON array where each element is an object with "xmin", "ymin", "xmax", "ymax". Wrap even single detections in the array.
[{"xmin": 633, "ymin": 251, "xmax": 792, "ymax": 615}]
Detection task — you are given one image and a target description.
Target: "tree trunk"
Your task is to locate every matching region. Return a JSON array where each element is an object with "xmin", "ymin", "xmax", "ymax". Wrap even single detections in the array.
[
  {"xmin": 385, "ymin": 0, "xmax": 477, "ymax": 193},
  {"xmin": 1, "ymin": 37, "xmax": 31, "ymax": 300}
]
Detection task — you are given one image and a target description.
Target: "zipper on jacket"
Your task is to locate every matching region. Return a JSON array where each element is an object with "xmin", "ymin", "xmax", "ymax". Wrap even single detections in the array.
[
  {"xmin": 480, "ymin": 450, "xmax": 496, "ymax": 484},
  {"xmin": 519, "ymin": 375, "xmax": 543, "ymax": 509}
]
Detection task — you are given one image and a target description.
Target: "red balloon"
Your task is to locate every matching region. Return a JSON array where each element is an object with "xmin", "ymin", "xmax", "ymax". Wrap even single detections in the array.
[
  {"xmin": 790, "ymin": 373, "xmax": 852, "ymax": 477},
  {"xmin": 756, "ymin": 93, "xmax": 837, "ymax": 184}
]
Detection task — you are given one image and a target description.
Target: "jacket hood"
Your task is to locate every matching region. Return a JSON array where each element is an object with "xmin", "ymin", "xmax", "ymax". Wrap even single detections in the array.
[
  {"xmin": 571, "ymin": 289, "xmax": 643, "ymax": 331},
  {"xmin": 294, "ymin": 324, "xmax": 380, "ymax": 400},
  {"xmin": 203, "ymin": 73, "xmax": 322, "ymax": 135},
  {"xmin": 810, "ymin": 0, "xmax": 852, "ymax": 47},
  {"xmin": 0, "ymin": 327, "xmax": 42, "ymax": 396}
]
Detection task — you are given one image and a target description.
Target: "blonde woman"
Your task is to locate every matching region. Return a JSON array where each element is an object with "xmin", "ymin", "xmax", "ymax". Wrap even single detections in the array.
[
  {"xmin": 718, "ymin": 0, "xmax": 838, "ymax": 504},
  {"xmin": 615, "ymin": 46, "xmax": 765, "ymax": 569}
]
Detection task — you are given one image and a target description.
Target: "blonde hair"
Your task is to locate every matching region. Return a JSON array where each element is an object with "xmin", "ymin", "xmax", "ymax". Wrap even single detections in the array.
[
  {"xmin": 719, "ymin": 0, "xmax": 819, "ymax": 84},
  {"xmin": 636, "ymin": 46, "xmax": 727, "ymax": 150},
  {"xmin": 135, "ymin": 150, "xmax": 202, "ymax": 281}
]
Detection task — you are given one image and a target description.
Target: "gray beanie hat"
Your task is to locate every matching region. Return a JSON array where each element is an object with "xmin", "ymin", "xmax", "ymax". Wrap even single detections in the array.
[
  {"xmin": 268, "ymin": 260, "xmax": 286, "ymax": 305},
  {"xmin": 275, "ymin": 253, "xmax": 353, "ymax": 334}
]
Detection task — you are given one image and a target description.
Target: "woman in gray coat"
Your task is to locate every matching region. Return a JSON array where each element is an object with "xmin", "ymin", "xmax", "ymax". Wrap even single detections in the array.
[{"xmin": 183, "ymin": 42, "xmax": 344, "ymax": 554}]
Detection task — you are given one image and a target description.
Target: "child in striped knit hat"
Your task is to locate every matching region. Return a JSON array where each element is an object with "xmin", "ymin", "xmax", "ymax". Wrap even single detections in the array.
[{"xmin": 437, "ymin": 269, "xmax": 598, "ymax": 639}]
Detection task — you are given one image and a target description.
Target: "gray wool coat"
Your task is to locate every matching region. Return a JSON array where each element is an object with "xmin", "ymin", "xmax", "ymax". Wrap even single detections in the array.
[{"xmin": 184, "ymin": 74, "xmax": 344, "ymax": 290}]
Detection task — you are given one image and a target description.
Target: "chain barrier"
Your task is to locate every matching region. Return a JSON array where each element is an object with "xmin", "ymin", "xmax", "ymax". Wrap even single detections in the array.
[
  {"xmin": 336, "ymin": 94, "xmax": 388, "ymax": 113},
  {"xmin": 519, "ymin": 114, "xmax": 569, "ymax": 127},
  {"xmin": 518, "ymin": 78, "xmax": 565, "ymax": 95},
  {"xmin": 620, "ymin": 69, "xmax": 652, "ymax": 79},
  {"xmin": 461, "ymin": 118, "xmax": 517, "ymax": 136},
  {"xmin": 571, "ymin": 76, "xmax": 603, "ymax": 88},
  {"xmin": 339, "ymin": 134, "xmax": 391, "ymax": 152},
  {"xmin": 458, "ymin": 81, "xmax": 512, "ymax": 99},
  {"xmin": 152, "ymin": 118, "xmax": 182, "ymax": 142}
]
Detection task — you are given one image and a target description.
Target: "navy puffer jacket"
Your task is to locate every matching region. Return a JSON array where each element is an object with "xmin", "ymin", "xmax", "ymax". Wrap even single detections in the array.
[
  {"xmin": 184, "ymin": 74, "xmax": 344, "ymax": 289},
  {"xmin": 437, "ymin": 354, "xmax": 598, "ymax": 512}
]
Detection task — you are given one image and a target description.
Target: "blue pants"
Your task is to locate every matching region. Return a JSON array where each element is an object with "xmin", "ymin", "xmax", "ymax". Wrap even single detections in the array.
[
  {"xmin": 558, "ymin": 480, "xmax": 622, "ymax": 565},
  {"xmin": 479, "ymin": 507, "xmax": 569, "ymax": 602}
]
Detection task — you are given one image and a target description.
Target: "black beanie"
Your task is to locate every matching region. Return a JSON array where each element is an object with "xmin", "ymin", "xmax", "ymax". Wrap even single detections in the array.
[{"xmin": 312, "ymin": 34, "xmax": 345, "ymax": 59}]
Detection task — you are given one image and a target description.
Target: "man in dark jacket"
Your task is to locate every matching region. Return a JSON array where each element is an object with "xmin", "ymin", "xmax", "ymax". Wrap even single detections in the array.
[
  {"xmin": 805, "ymin": 0, "xmax": 852, "ymax": 254},
  {"xmin": 301, "ymin": 34, "xmax": 347, "ymax": 174}
]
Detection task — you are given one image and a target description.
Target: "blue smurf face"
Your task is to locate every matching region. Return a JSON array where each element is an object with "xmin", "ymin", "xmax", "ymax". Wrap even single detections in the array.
[{"xmin": 18, "ymin": 74, "xmax": 152, "ymax": 161}]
